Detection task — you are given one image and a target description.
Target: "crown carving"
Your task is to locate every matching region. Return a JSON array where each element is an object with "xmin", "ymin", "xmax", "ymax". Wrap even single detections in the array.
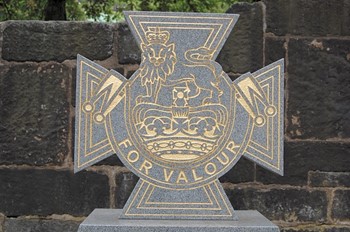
[
  {"xmin": 134, "ymin": 104, "xmax": 228, "ymax": 162},
  {"xmin": 145, "ymin": 136, "xmax": 216, "ymax": 161},
  {"xmin": 145, "ymin": 27, "xmax": 170, "ymax": 44}
]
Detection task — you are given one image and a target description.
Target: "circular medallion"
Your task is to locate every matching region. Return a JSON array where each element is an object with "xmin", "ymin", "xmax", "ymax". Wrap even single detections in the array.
[{"xmin": 104, "ymin": 27, "xmax": 254, "ymax": 189}]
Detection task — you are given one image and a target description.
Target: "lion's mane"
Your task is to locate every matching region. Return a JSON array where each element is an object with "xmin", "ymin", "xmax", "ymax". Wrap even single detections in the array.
[{"xmin": 138, "ymin": 43, "xmax": 177, "ymax": 86}]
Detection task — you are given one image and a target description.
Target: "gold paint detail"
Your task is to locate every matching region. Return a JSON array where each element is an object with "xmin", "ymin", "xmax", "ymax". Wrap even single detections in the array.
[
  {"xmin": 242, "ymin": 64, "xmax": 283, "ymax": 172},
  {"xmin": 127, "ymin": 150, "xmax": 140, "ymax": 163},
  {"xmin": 192, "ymin": 169, "xmax": 203, "ymax": 181},
  {"xmin": 76, "ymin": 60, "xmax": 115, "ymax": 169},
  {"xmin": 75, "ymin": 12, "xmax": 285, "ymax": 221},
  {"xmin": 94, "ymin": 112, "xmax": 105, "ymax": 123},
  {"xmin": 131, "ymin": 25, "xmax": 230, "ymax": 162},
  {"xmin": 139, "ymin": 160, "xmax": 153, "ymax": 175},
  {"xmin": 83, "ymin": 102, "xmax": 93, "ymax": 112},
  {"xmin": 163, "ymin": 169, "xmax": 174, "ymax": 182},
  {"xmin": 123, "ymin": 180, "xmax": 233, "ymax": 217},
  {"xmin": 176, "ymin": 171, "xmax": 189, "ymax": 183},
  {"xmin": 254, "ymin": 115, "xmax": 265, "ymax": 126},
  {"xmin": 205, "ymin": 163, "xmax": 217, "ymax": 175},
  {"xmin": 265, "ymin": 105, "xmax": 277, "ymax": 117}
]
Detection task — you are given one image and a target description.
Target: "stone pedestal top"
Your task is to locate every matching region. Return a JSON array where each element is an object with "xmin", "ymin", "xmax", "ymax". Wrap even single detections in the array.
[{"xmin": 78, "ymin": 209, "xmax": 280, "ymax": 232}]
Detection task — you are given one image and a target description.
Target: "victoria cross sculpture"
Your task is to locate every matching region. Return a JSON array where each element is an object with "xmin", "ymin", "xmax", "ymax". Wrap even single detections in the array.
[{"xmin": 74, "ymin": 11, "xmax": 284, "ymax": 220}]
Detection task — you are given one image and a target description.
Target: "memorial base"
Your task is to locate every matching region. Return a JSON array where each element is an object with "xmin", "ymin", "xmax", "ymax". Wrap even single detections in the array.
[{"xmin": 78, "ymin": 209, "xmax": 280, "ymax": 232}]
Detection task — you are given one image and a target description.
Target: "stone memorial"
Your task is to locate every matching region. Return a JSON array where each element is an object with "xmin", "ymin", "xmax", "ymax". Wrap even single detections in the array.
[{"xmin": 75, "ymin": 11, "xmax": 284, "ymax": 232}]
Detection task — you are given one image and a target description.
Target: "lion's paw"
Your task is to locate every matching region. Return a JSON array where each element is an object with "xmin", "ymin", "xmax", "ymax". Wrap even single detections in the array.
[
  {"xmin": 137, "ymin": 96, "xmax": 153, "ymax": 104},
  {"xmin": 202, "ymin": 97, "xmax": 218, "ymax": 105}
]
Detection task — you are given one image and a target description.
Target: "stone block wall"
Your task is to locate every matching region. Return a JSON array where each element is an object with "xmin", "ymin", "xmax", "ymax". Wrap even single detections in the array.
[{"xmin": 0, "ymin": 0, "xmax": 349, "ymax": 231}]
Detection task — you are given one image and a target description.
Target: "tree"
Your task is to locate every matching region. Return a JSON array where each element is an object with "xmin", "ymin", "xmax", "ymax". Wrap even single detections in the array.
[
  {"xmin": 0, "ymin": 0, "xmax": 86, "ymax": 21},
  {"xmin": 44, "ymin": 0, "xmax": 66, "ymax": 20},
  {"xmin": 0, "ymin": 0, "xmax": 47, "ymax": 20},
  {"xmin": 0, "ymin": 0, "xmax": 254, "ymax": 22}
]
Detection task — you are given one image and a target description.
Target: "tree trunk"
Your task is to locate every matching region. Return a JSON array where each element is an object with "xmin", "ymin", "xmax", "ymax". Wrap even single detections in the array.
[{"xmin": 44, "ymin": 0, "xmax": 67, "ymax": 20}]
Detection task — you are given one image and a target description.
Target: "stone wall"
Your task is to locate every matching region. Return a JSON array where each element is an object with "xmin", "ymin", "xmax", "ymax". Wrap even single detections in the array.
[{"xmin": 0, "ymin": 0, "xmax": 349, "ymax": 231}]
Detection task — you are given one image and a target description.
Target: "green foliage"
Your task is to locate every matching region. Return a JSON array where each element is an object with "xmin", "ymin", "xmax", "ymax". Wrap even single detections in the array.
[
  {"xmin": 66, "ymin": 0, "xmax": 87, "ymax": 20},
  {"xmin": 81, "ymin": 0, "xmax": 118, "ymax": 21},
  {"xmin": 0, "ymin": 0, "xmax": 46, "ymax": 20},
  {"xmin": 0, "ymin": 0, "xmax": 87, "ymax": 21},
  {"xmin": 0, "ymin": 0, "xmax": 254, "ymax": 22},
  {"xmin": 138, "ymin": 0, "xmax": 237, "ymax": 13}
]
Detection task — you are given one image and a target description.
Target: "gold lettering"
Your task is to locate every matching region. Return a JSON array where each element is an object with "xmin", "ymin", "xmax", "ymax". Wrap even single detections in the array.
[
  {"xmin": 139, "ymin": 160, "xmax": 153, "ymax": 175},
  {"xmin": 217, "ymin": 151, "xmax": 229, "ymax": 165},
  {"xmin": 127, "ymin": 150, "xmax": 139, "ymax": 163},
  {"xmin": 192, "ymin": 169, "xmax": 203, "ymax": 181},
  {"xmin": 163, "ymin": 169, "xmax": 174, "ymax": 182},
  {"xmin": 226, "ymin": 140, "xmax": 239, "ymax": 154},
  {"xmin": 119, "ymin": 139, "xmax": 132, "ymax": 148},
  {"xmin": 176, "ymin": 171, "xmax": 188, "ymax": 183},
  {"xmin": 205, "ymin": 162, "xmax": 217, "ymax": 175}
]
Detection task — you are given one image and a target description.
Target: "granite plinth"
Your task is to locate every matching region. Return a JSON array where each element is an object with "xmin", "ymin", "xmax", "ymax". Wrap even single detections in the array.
[{"xmin": 77, "ymin": 209, "xmax": 280, "ymax": 232}]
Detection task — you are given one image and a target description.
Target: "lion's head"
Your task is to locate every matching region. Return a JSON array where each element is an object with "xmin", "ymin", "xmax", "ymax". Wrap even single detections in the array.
[{"xmin": 139, "ymin": 43, "xmax": 177, "ymax": 85}]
